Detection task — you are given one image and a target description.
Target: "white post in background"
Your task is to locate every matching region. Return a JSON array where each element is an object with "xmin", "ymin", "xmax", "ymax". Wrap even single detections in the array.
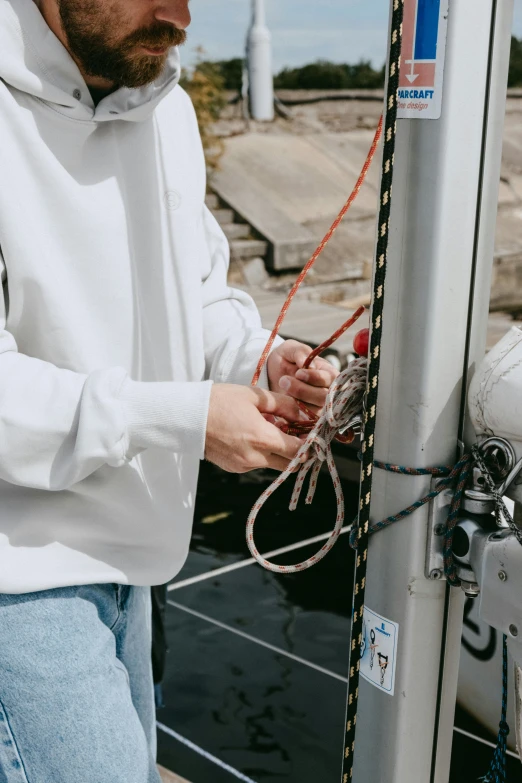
[{"xmin": 247, "ymin": 0, "xmax": 274, "ymax": 121}]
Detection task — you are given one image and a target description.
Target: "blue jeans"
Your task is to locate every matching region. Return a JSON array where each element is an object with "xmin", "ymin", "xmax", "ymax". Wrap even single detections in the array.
[{"xmin": 0, "ymin": 584, "xmax": 162, "ymax": 783}]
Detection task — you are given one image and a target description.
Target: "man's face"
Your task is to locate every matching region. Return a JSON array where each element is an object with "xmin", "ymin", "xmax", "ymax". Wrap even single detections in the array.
[{"xmin": 57, "ymin": 0, "xmax": 189, "ymax": 89}]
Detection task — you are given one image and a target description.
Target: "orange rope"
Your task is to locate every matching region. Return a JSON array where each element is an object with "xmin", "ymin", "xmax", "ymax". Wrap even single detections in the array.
[{"xmin": 250, "ymin": 114, "xmax": 383, "ymax": 388}]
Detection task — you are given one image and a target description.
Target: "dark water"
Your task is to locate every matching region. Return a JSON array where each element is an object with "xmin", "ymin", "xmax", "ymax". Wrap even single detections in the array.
[{"xmin": 157, "ymin": 461, "xmax": 521, "ymax": 782}]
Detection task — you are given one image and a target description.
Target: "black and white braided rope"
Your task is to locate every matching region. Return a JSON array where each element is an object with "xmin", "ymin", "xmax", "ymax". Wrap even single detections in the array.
[{"xmin": 341, "ymin": 1, "xmax": 404, "ymax": 779}]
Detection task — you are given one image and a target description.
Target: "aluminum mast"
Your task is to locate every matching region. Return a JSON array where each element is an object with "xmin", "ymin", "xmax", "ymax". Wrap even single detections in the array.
[{"xmin": 351, "ymin": 1, "xmax": 514, "ymax": 781}]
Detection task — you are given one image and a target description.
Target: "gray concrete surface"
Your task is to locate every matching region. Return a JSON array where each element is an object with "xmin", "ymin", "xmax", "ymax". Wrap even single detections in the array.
[
  {"xmin": 244, "ymin": 285, "xmax": 369, "ymax": 359},
  {"xmin": 213, "ymin": 90, "xmax": 522, "ymax": 300},
  {"xmin": 243, "ymin": 284, "xmax": 520, "ymax": 361},
  {"xmin": 211, "ymin": 129, "xmax": 379, "ymax": 270}
]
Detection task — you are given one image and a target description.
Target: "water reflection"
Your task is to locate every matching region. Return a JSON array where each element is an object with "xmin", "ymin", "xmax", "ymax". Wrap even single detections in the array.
[{"xmin": 159, "ymin": 462, "xmax": 520, "ymax": 782}]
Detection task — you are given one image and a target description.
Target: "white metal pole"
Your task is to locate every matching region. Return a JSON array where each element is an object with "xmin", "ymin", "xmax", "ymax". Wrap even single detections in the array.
[
  {"xmin": 247, "ymin": 0, "xmax": 274, "ymax": 121},
  {"xmin": 351, "ymin": 1, "xmax": 514, "ymax": 782}
]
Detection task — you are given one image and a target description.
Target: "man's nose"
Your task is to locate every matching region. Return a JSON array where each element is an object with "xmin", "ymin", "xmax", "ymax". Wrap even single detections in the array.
[{"xmin": 155, "ymin": 1, "xmax": 191, "ymax": 29}]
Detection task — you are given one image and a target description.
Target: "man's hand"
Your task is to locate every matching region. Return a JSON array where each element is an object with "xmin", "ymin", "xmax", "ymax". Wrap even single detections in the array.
[
  {"xmin": 205, "ymin": 384, "xmax": 305, "ymax": 473},
  {"xmin": 267, "ymin": 340, "xmax": 339, "ymax": 414}
]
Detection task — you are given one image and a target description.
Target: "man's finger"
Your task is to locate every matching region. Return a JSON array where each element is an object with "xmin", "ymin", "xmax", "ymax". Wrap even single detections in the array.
[
  {"xmin": 275, "ymin": 357, "xmax": 303, "ymax": 378},
  {"xmin": 294, "ymin": 367, "xmax": 338, "ymax": 388},
  {"xmin": 314, "ymin": 356, "xmax": 339, "ymax": 370},
  {"xmin": 263, "ymin": 455, "xmax": 300, "ymax": 473},
  {"xmin": 278, "ymin": 377, "xmax": 329, "ymax": 408},
  {"xmin": 298, "ymin": 403, "xmax": 322, "ymax": 416},
  {"xmin": 260, "ymin": 420, "xmax": 306, "ymax": 461},
  {"xmin": 280, "ymin": 340, "xmax": 316, "ymax": 370},
  {"xmin": 253, "ymin": 388, "xmax": 301, "ymax": 422},
  {"xmin": 313, "ymin": 356, "xmax": 341, "ymax": 378}
]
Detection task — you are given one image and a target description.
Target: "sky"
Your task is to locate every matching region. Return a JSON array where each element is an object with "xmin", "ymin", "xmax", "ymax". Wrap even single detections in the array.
[{"xmin": 184, "ymin": 0, "xmax": 522, "ymax": 72}]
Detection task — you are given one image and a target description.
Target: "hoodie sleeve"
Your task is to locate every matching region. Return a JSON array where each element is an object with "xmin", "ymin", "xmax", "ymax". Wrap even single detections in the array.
[
  {"xmin": 201, "ymin": 206, "xmax": 283, "ymax": 390},
  {"xmin": 0, "ymin": 252, "xmax": 213, "ymax": 492}
]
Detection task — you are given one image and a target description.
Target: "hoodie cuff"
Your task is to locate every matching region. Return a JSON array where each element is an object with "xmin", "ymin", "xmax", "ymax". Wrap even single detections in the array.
[{"xmin": 118, "ymin": 379, "xmax": 213, "ymax": 460}]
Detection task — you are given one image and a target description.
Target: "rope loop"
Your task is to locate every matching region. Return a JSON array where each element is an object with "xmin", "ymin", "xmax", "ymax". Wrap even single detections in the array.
[
  {"xmin": 246, "ymin": 359, "xmax": 367, "ymax": 574},
  {"xmin": 373, "ymin": 461, "xmax": 453, "ymax": 476},
  {"xmin": 348, "ymin": 454, "xmax": 471, "ymax": 585}
]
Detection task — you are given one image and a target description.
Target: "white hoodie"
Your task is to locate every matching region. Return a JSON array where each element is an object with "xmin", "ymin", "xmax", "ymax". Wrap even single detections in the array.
[{"xmin": 0, "ymin": 0, "xmax": 276, "ymax": 592}]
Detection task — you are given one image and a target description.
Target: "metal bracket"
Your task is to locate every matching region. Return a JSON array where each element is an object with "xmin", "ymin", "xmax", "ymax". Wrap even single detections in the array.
[
  {"xmin": 474, "ymin": 528, "xmax": 522, "ymax": 669},
  {"xmin": 425, "ymin": 480, "xmax": 454, "ymax": 581},
  {"xmin": 425, "ymin": 436, "xmax": 522, "ymax": 583}
]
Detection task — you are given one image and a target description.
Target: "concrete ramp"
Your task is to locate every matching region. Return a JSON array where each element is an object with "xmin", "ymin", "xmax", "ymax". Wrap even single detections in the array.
[{"xmin": 211, "ymin": 130, "xmax": 379, "ymax": 271}]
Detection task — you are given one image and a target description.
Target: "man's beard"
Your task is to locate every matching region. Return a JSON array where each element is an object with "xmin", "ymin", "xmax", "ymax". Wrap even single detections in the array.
[{"xmin": 58, "ymin": 0, "xmax": 186, "ymax": 89}]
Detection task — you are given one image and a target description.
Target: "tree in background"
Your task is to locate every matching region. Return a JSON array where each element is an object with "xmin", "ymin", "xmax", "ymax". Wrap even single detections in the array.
[
  {"xmin": 194, "ymin": 58, "xmax": 244, "ymax": 92},
  {"xmin": 274, "ymin": 60, "xmax": 385, "ymax": 90},
  {"xmin": 179, "ymin": 50, "xmax": 227, "ymax": 171},
  {"xmin": 202, "ymin": 57, "xmax": 385, "ymax": 91},
  {"xmin": 181, "ymin": 35, "xmax": 521, "ymax": 169},
  {"xmin": 510, "ymin": 36, "xmax": 522, "ymax": 87},
  {"xmin": 199, "ymin": 36, "xmax": 522, "ymax": 92},
  {"xmin": 216, "ymin": 58, "xmax": 244, "ymax": 91}
]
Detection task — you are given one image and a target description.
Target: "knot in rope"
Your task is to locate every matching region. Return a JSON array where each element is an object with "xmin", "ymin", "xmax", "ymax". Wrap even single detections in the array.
[
  {"xmin": 323, "ymin": 362, "xmax": 367, "ymax": 432},
  {"xmin": 246, "ymin": 358, "xmax": 367, "ymax": 574},
  {"xmin": 498, "ymin": 721, "xmax": 510, "ymax": 739},
  {"xmin": 303, "ymin": 432, "xmax": 328, "ymax": 468}
]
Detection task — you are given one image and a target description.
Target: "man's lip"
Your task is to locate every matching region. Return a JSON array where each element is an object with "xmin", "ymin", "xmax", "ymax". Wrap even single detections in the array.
[{"xmin": 141, "ymin": 45, "xmax": 169, "ymax": 55}]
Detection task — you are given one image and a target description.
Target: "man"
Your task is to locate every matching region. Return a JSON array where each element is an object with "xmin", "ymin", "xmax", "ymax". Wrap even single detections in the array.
[{"xmin": 0, "ymin": 1, "xmax": 338, "ymax": 780}]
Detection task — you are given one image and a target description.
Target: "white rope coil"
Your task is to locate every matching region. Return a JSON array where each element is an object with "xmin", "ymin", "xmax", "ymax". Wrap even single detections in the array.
[{"xmin": 246, "ymin": 358, "xmax": 368, "ymax": 574}]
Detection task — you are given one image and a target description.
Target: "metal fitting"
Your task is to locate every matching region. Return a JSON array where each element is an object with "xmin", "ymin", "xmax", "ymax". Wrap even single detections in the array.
[
  {"xmin": 462, "ymin": 489, "xmax": 496, "ymax": 515},
  {"xmin": 460, "ymin": 580, "xmax": 480, "ymax": 598},
  {"xmin": 477, "ymin": 437, "xmax": 516, "ymax": 483}
]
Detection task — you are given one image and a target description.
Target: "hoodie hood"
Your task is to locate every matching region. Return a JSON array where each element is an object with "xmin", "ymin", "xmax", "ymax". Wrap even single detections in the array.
[{"xmin": 0, "ymin": 0, "xmax": 181, "ymax": 122}]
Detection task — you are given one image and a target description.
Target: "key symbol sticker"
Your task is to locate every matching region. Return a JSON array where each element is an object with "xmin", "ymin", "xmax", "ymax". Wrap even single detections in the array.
[
  {"xmin": 370, "ymin": 629, "xmax": 378, "ymax": 670},
  {"xmin": 378, "ymin": 653, "xmax": 389, "ymax": 687}
]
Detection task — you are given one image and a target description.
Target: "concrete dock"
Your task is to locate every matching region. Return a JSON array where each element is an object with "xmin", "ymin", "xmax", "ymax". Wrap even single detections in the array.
[
  {"xmin": 210, "ymin": 89, "xmax": 522, "ymax": 309},
  {"xmin": 239, "ymin": 284, "xmax": 520, "ymax": 362}
]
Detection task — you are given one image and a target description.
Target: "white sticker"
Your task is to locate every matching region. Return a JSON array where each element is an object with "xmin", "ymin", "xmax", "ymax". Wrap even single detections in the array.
[
  {"xmin": 360, "ymin": 607, "xmax": 399, "ymax": 696},
  {"xmin": 397, "ymin": 0, "xmax": 450, "ymax": 120}
]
